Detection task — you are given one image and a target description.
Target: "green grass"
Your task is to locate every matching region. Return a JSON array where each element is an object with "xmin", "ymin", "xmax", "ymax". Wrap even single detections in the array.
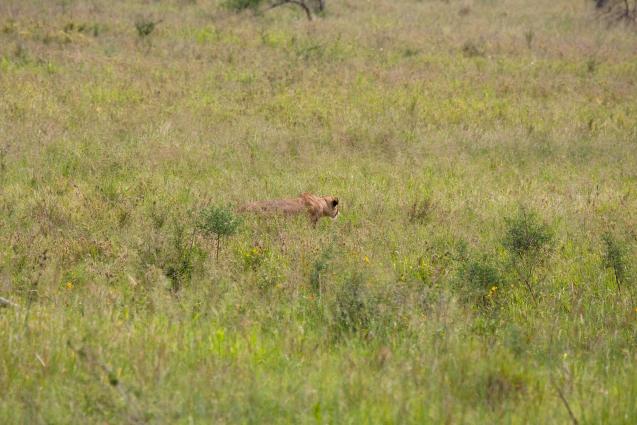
[{"xmin": 1, "ymin": 0, "xmax": 636, "ymax": 423}]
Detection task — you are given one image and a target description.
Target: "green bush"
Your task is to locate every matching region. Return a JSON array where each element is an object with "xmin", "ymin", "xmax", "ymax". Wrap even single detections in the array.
[
  {"xmin": 463, "ymin": 257, "xmax": 500, "ymax": 291},
  {"xmin": 162, "ymin": 221, "xmax": 206, "ymax": 292},
  {"xmin": 408, "ymin": 195, "xmax": 434, "ymax": 224},
  {"xmin": 332, "ymin": 272, "xmax": 369, "ymax": 336},
  {"xmin": 135, "ymin": 17, "xmax": 161, "ymax": 38},
  {"xmin": 197, "ymin": 205, "xmax": 241, "ymax": 259},
  {"xmin": 503, "ymin": 207, "xmax": 553, "ymax": 258},
  {"xmin": 602, "ymin": 231, "xmax": 628, "ymax": 290},
  {"xmin": 310, "ymin": 245, "xmax": 333, "ymax": 295},
  {"xmin": 502, "ymin": 207, "xmax": 554, "ymax": 301},
  {"xmin": 455, "ymin": 252, "xmax": 502, "ymax": 310}
]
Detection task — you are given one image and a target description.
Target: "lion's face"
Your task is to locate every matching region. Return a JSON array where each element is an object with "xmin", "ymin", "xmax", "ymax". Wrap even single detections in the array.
[{"xmin": 323, "ymin": 196, "xmax": 339, "ymax": 219}]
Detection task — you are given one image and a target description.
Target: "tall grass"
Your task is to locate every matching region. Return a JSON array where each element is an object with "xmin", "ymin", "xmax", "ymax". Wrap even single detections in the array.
[{"xmin": 1, "ymin": 0, "xmax": 636, "ymax": 423}]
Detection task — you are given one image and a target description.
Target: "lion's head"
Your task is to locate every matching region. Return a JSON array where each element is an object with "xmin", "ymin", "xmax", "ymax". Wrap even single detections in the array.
[{"xmin": 322, "ymin": 196, "xmax": 339, "ymax": 219}]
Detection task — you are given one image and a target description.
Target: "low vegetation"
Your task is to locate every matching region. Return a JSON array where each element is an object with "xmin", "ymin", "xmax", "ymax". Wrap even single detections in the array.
[{"xmin": 1, "ymin": 0, "xmax": 636, "ymax": 423}]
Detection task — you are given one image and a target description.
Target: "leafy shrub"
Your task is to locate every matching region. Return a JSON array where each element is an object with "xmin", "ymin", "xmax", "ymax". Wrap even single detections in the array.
[
  {"xmin": 602, "ymin": 231, "xmax": 628, "ymax": 290},
  {"xmin": 197, "ymin": 205, "xmax": 241, "ymax": 259},
  {"xmin": 135, "ymin": 17, "xmax": 161, "ymax": 38},
  {"xmin": 457, "ymin": 254, "xmax": 501, "ymax": 308},
  {"xmin": 310, "ymin": 245, "xmax": 333, "ymax": 295},
  {"xmin": 502, "ymin": 207, "xmax": 554, "ymax": 301},
  {"xmin": 462, "ymin": 256, "xmax": 500, "ymax": 291},
  {"xmin": 524, "ymin": 29, "xmax": 534, "ymax": 49},
  {"xmin": 408, "ymin": 195, "xmax": 434, "ymax": 224},
  {"xmin": 461, "ymin": 40, "xmax": 484, "ymax": 58},
  {"xmin": 333, "ymin": 272, "xmax": 369, "ymax": 336},
  {"xmin": 163, "ymin": 221, "xmax": 204, "ymax": 292}
]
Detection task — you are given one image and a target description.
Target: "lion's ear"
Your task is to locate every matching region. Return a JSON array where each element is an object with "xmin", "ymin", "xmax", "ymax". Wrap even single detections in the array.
[{"xmin": 332, "ymin": 198, "xmax": 339, "ymax": 207}]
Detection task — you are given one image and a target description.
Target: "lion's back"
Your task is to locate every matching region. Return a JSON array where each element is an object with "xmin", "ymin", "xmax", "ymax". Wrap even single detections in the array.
[{"xmin": 239, "ymin": 197, "xmax": 307, "ymax": 215}]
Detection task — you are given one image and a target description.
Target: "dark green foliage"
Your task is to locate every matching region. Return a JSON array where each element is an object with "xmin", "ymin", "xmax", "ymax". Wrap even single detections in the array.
[
  {"xmin": 503, "ymin": 207, "xmax": 553, "ymax": 259},
  {"xmin": 602, "ymin": 231, "xmax": 628, "ymax": 290},
  {"xmin": 502, "ymin": 207, "xmax": 554, "ymax": 301},
  {"xmin": 197, "ymin": 206, "xmax": 241, "ymax": 239},
  {"xmin": 457, "ymin": 254, "xmax": 501, "ymax": 308},
  {"xmin": 164, "ymin": 222, "xmax": 199, "ymax": 292},
  {"xmin": 462, "ymin": 256, "xmax": 500, "ymax": 292},
  {"xmin": 135, "ymin": 18, "xmax": 161, "ymax": 38}
]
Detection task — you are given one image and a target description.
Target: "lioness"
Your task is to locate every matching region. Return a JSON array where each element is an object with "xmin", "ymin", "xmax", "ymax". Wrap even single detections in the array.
[{"xmin": 238, "ymin": 192, "xmax": 339, "ymax": 227}]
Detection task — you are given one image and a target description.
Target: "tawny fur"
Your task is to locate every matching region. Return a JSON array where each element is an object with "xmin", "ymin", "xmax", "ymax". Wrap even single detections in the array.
[{"xmin": 238, "ymin": 193, "xmax": 339, "ymax": 227}]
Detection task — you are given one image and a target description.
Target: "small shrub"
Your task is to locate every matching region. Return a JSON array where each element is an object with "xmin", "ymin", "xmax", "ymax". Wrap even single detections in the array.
[
  {"xmin": 482, "ymin": 368, "xmax": 527, "ymax": 409},
  {"xmin": 503, "ymin": 207, "xmax": 553, "ymax": 259},
  {"xmin": 462, "ymin": 256, "xmax": 500, "ymax": 291},
  {"xmin": 602, "ymin": 231, "xmax": 628, "ymax": 291},
  {"xmin": 461, "ymin": 40, "xmax": 484, "ymax": 58},
  {"xmin": 408, "ymin": 196, "xmax": 434, "ymax": 224},
  {"xmin": 457, "ymin": 254, "xmax": 501, "ymax": 307},
  {"xmin": 163, "ymin": 221, "xmax": 203, "ymax": 292},
  {"xmin": 502, "ymin": 206, "xmax": 554, "ymax": 301},
  {"xmin": 333, "ymin": 272, "xmax": 369, "ymax": 336},
  {"xmin": 12, "ymin": 43, "xmax": 30, "ymax": 65},
  {"xmin": 310, "ymin": 245, "xmax": 333, "ymax": 295},
  {"xmin": 0, "ymin": 145, "xmax": 7, "ymax": 177},
  {"xmin": 586, "ymin": 57, "xmax": 599, "ymax": 74},
  {"xmin": 135, "ymin": 17, "xmax": 161, "ymax": 38},
  {"xmin": 197, "ymin": 205, "xmax": 241, "ymax": 259},
  {"xmin": 524, "ymin": 29, "xmax": 534, "ymax": 49}
]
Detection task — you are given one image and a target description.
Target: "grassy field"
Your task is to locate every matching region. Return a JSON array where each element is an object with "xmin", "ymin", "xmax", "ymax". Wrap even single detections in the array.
[{"xmin": 1, "ymin": 0, "xmax": 636, "ymax": 423}]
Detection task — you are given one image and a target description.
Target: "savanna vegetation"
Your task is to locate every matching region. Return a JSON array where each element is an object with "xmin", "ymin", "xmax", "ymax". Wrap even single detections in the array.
[{"xmin": 1, "ymin": 0, "xmax": 636, "ymax": 423}]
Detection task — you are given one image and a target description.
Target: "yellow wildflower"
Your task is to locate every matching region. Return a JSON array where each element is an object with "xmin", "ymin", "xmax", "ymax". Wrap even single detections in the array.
[
  {"xmin": 363, "ymin": 256, "xmax": 370, "ymax": 264},
  {"xmin": 66, "ymin": 281, "xmax": 74, "ymax": 290}
]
